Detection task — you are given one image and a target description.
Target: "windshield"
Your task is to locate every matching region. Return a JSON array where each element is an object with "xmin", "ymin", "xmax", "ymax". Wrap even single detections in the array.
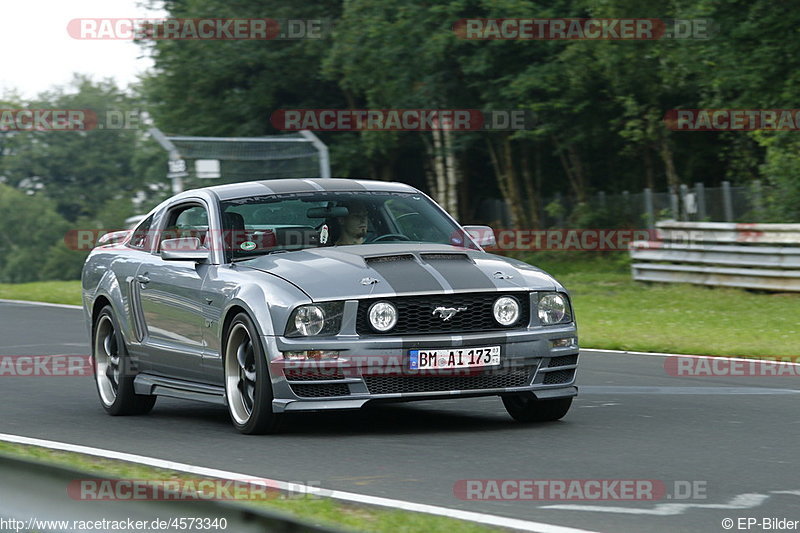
[{"xmin": 220, "ymin": 191, "xmax": 475, "ymax": 260}]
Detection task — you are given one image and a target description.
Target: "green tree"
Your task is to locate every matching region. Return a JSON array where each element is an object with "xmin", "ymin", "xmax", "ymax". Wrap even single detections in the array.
[
  {"xmin": 1, "ymin": 76, "xmax": 150, "ymax": 222},
  {"xmin": 0, "ymin": 184, "xmax": 70, "ymax": 282}
]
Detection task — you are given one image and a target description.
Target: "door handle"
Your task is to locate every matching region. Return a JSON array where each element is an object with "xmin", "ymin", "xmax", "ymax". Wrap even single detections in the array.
[{"xmin": 136, "ymin": 274, "xmax": 150, "ymax": 285}]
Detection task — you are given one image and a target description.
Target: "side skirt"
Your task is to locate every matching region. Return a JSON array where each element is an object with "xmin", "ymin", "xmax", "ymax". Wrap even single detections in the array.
[{"xmin": 133, "ymin": 374, "xmax": 226, "ymax": 405}]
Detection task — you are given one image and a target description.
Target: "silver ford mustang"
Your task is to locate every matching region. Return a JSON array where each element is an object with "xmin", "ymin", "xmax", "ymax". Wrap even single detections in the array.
[{"xmin": 82, "ymin": 178, "xmax": 579, "ymax": 434}]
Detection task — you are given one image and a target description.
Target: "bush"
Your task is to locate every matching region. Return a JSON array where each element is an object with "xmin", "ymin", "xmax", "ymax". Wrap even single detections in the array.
[
  {"xmin": 0, "ymin": 185, "xmax": 69, "ymax": 282},
  {"xmin": 753, "ymin": 132, "xmax": 800, "ymax": 222}
]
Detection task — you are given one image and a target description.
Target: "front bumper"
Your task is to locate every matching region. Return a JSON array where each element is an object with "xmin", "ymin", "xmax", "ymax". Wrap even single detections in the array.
[{"xmin": 264, "ymin": 324, "xmax": 579, "ymax": 413}]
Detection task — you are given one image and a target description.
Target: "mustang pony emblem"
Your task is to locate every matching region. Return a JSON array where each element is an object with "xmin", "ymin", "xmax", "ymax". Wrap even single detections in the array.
[{"xmin": 432, "ymin": 306, "xmax": 468, "ymax": 321}]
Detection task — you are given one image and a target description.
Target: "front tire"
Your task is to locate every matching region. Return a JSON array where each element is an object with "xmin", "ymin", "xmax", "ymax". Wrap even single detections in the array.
[
  {"xmin": 224, "ymin": 313, "xmax": 283, "ymax": 434},
  {"xmin": 93, "ymin": 305, "xmax": 156, "ymax": 416},
  {"xmin": 502, "ymin": 393, "xmax": 572, "ymax": 422}
]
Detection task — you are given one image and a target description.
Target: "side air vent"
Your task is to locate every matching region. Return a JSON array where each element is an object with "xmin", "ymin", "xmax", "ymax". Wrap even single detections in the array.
[{"xmin": 365, "ymin": 254, "xmax": 415, "ymax": 264}]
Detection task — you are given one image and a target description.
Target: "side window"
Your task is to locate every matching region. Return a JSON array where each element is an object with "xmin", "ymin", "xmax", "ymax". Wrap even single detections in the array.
[
  {"xmin": 160, "ymin": 204, "xmax": 209, "ymax": 251},
  {"xmin": 128, "ymin": 215, "xmax": 154, "ymax": 250}
]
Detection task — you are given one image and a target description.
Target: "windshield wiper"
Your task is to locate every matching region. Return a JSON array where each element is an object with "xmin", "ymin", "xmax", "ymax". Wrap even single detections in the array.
[{"xmin": 230, "ymin": 249, "xmax": 291, "ymax": 262}]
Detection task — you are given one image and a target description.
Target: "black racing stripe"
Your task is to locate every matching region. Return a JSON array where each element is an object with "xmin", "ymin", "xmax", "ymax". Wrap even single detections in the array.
[
  {"xmin": 368, "ymin": 259, "xmax": 443, "ymax": 294},
  {"xmin": 422, "ymin": 258, "xmax": 496, "ymax": 290}
]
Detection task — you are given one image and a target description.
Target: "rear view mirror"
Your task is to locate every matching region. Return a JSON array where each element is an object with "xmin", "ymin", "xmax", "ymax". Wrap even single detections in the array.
[{"xmin": 306, "ymin": 206, "xmax": 349, "ymax": 218}]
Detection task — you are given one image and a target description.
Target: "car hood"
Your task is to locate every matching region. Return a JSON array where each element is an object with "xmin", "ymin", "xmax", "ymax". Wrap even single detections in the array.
[{"xmin": 239, "ymin": 244, "xmax": 559, "ymax": 301}]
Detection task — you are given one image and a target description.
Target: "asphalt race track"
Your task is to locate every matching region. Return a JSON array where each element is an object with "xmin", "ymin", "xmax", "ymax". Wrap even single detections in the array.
[{"xmin": 1, "ymin": 301, "xmax": 799, "ymax": 533}]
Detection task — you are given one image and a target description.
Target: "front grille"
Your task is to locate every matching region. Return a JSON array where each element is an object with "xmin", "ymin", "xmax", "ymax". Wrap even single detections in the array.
[
  {"xmin": 547, "ymin": 354, "xmax": 578, "ymax": 368},
  {"xmin": 284, "ymin": 369, "xmax": 345, "ymax": 381},
  {"xmin": 356, "ymin": 292, "xmax": 530, "ymax": 335},
  {"xmin": 364, "ymin": 368, "xmax": 532, "ymax": 395},
  {"xmin": 543, "ymin": 369, "xmax": 575, "ymax": 385},
  {"xmin": 290, "ymin": 383, "xmax": 351, "ymax": 397}
]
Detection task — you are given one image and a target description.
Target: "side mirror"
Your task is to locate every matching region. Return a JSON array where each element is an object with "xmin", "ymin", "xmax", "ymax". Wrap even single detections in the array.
[
  {"xmin": 160, "ymin": 237, "xmax": 209, "ymax": 262},
  {"xmin": 462, "ymin": 225, "xmax": 497, "ymax": 248},
  {"xmin": 97, "ymin": 230, "xmax": 130, "ymax": 246}
]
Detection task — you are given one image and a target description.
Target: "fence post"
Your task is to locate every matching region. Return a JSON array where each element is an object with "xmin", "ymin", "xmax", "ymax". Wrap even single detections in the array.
[
  {"xmin": 669, "ymin": 187, "xmax": 680, "ymax": 220},
  {"xmin": 644, "ymin": 188, "xmax": 655, "ymax": 229},
  {"xmin": 679, "ymin": 184, "xmax": 689, "ymax": 221},
  {"xmin": 722, "ymin": 180, "xmax": 734, "ymax": 222},
  {"xmin": 753, "ymin": 180, "xmax": 764, "ymax": 221},
  {"xmin": 695, "ymin": 182, "xmax": 706, "ymax": 220}
]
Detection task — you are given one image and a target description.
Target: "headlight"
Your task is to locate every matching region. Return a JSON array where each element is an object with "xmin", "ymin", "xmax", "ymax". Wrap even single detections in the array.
[
  {"xmin": 368, "ymin": 301, "xmax": 398, "ymax": 332},
  {"xmin": 295, "ymin": 305, "xmax": 325, "ymax": 336},
  {"xmin": 538, "ymin": 293, "xmax": 571, "ymax": 325},
  {"xmin": 493, "ymin": 296, "xmax": 520, "ymax": 326},
  {"xmin": 285, "ymin": 302, "xmax": 344, "ymax": 337}
]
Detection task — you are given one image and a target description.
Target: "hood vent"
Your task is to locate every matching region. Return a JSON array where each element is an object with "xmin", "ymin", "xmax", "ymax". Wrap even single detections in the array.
[
  {"xmin": 365, "ymin": 254, "xmax": 415, "ymax": 264},
  {"xmin": 421, "ymin": 253, "xmax": 469, "ymax": 261}
]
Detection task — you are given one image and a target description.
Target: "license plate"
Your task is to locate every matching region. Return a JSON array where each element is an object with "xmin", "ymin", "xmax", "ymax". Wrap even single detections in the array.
[{"xmin": 409, "ymin": 346, "xmax": 500, "ymax": 370}]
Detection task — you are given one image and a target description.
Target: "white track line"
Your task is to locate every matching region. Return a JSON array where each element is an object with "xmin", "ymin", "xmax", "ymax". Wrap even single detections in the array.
[
  {"xmin": 0, "ymin": 299, "xmax": 81, "ymax": 310},
  {"xmin": 0, "ymin": 433, "xmax": 601, "ymax": 533},
  {"xmin": 541, "ymin": 493, "xmax": 771, "ymax": 516}
]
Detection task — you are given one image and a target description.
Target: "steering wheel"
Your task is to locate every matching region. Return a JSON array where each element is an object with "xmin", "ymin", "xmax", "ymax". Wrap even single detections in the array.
[
  {"xmin": 394, "ymin": 212, "xmax": 422, "ymax": 223},
  {"xmin": 370, "ymin": 233, "xmax": 411, "ymax": 243}
]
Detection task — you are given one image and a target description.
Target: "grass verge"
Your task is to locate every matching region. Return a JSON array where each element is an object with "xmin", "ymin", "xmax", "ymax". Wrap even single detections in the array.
[
  {"xmin": 0, "ymin": 441, "xmax": 501, "ymax": 533},
  {"xmin": 0, "ymin": 280, "xmax": 82, "ymax": 306}
]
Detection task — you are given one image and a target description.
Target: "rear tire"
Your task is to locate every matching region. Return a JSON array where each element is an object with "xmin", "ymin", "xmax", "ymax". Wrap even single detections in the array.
[
  {"xmin": 224, "ymin": 313, "xmax": 283, "ymax": 434},
  {"xmin": 502, "ymin": 393, "xmax": 572, "ymax": 422},
  {"xmin": 92, "ymin": 305, "xmax": 156, "ymax": 416}
]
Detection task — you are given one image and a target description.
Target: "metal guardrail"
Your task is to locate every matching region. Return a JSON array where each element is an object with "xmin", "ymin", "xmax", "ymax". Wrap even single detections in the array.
[
  {"xmin": 0, "ymin": 454, "xmax": 344, "ymax": 533},
  {"xmin": 630, "ymin": 221, "xmax": 800, "ymax": 292}
]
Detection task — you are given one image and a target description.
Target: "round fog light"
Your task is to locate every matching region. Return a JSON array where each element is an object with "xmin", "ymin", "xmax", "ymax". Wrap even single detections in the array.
[
  {"xmin": 368, "ymin": 301, "xmax": 398, "ymax": 332},
  {"xmin": 493, "ymin": 296, "xmax": 520, "ymax": 326}
]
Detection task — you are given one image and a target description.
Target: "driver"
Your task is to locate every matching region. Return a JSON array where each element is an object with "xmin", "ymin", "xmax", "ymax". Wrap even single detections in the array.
[{"xmin": 333, "ymin": 199, "xmax": 368, "ymax": 245}]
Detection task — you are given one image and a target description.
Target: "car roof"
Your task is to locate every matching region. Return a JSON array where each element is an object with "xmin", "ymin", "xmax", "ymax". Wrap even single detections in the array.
[{"xmin": 193, "ymin": 178, "xmax": 419, "ymax": 201}]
